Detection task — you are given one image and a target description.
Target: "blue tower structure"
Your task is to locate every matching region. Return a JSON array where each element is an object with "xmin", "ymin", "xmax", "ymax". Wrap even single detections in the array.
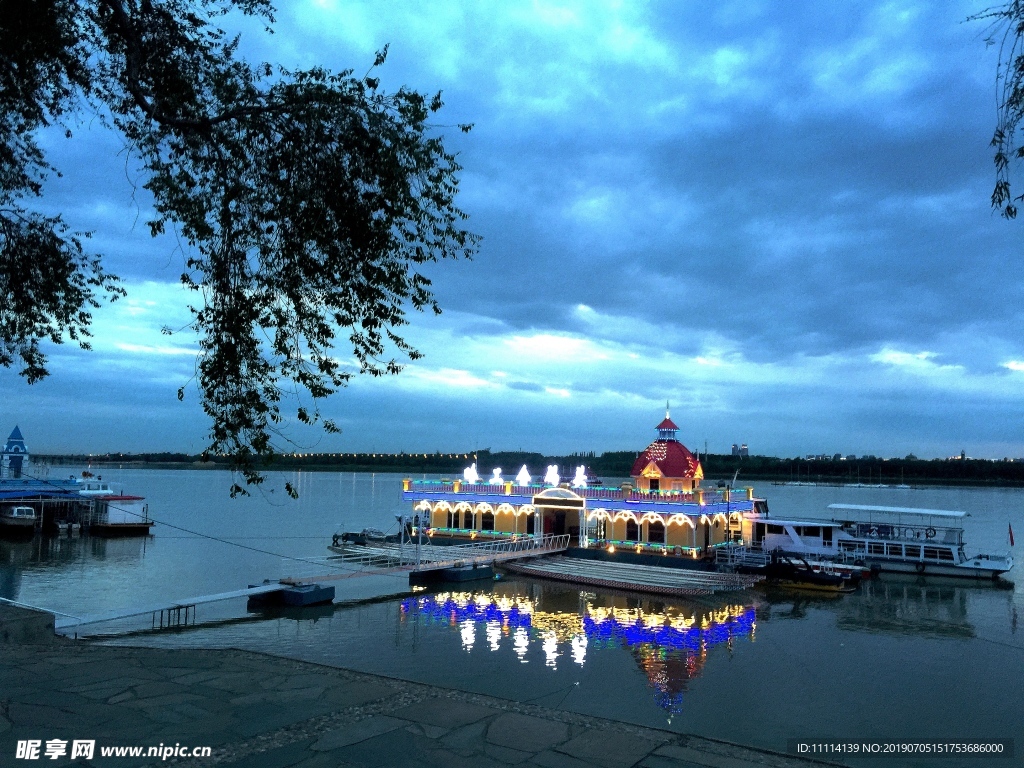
[{"xmin": 2, "ymin": 426, "xmax": 28, "ymax": 478}]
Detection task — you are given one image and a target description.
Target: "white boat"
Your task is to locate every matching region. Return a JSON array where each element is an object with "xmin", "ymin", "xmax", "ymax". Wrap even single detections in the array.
[
  {"xmin": 0, "ymin": 505, "xmax": 38, "ymax": 533},
  {"xmin": 77, "ymin": 478, "xmax": 153, "ymax": 536},
  {"xmin": 738, "ymin": 503, "xmax": 1013, "ymax": 580}
]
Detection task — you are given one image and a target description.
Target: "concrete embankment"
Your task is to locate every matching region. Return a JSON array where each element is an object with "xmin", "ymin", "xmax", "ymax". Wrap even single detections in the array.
[{"xmin": 0, "ymin": 605, "xmax": 846, "ymax": 767}]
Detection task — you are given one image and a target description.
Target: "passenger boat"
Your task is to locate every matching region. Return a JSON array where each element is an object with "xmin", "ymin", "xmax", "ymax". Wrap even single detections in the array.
[
  {"xmin": 77, "ymin": 479, "xmax": 153, "ymax": 536},
  {"xmin": 736, "ymin": 503, "xmax": 1013, "ymax": 580},
  {"xmin": 0, "ymin": 505, "xmax": 38, "ymax": 534}
]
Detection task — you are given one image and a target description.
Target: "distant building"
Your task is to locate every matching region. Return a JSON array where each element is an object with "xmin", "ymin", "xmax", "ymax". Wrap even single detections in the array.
[
  {"xmin": 731, "ymin": 444, "xmax": 739, "ymax": 456},
  {"xmin": 1, "ymin": 426, "xmax": 28, "ymax": 478},
  {"xmin": 731, "ymin": 444, "xmax": 749, "ymax": 457},
  {"xmin": 630, "ymin": 408, "xmax": 703, "ymax": 492}
]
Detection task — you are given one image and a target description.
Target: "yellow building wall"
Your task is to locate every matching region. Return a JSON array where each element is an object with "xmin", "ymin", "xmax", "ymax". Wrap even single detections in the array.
[
  {"xmin": 609, "ymin": 519, "xmax": 627, "ymax": 541},
  {"xmin": 431, "ymin": 508, "xmax": 448, "ymax": 529},
  {"xmin": 666, "ymin": 525, "xmax": 694, "ymax": 548},
  {"xmin": 494, "ymin": 511, "xmax": 516, "ymax": 533}
]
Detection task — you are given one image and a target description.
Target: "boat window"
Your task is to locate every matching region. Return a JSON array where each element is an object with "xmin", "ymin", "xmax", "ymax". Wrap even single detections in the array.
[
  {"xmin": 767, "ymin": 524, "xmax": 784, "ymax": 534},
  {"xmin": 648, "ymin": 479, "xmax": 660, "ymax": 492},
  {"xmin": 868, "ymin": 543, "xmax": 885, "ymax": 555},
  {"xmin": 448, "ymin": 509, "xmax": 459, "ymax": 528},
  {"xmin": 839, "ymin": 541, "xmax": 862, "ymax": 552},
  {"xmin": 480, "ymin": 511, "xmax": 494, "ymax": 531},
  {"xmin": 886, "ymin": 544, "xmax": 903, "ymax": 557},
  {"xmin": 938, "ymin": 548, "xmax": 955, "ymax": 562},
  {"xmin": 526, "ymin": 514, "xmax": 536, "ymax": 535},
  {"xmin": 904, "ymin": 545, "xmax": 921, "ymax": 558},
  {"xmin": 923, "ymin": 547, "xmax": 941, "ymax": 560},
  {"xmin": 647, "ymin": 521, "xmax": 666, "ymax": 544},
  {"xmin": 822, "ymin": 527, "xmax": 833, "ymax": 545},
  {"xmin": 801, "ymin": 527, "xmax": 820, "ymax": 537}
]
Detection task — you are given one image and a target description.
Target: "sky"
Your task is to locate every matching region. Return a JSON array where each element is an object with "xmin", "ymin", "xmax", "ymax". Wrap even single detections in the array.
[{"xmin": 4, "ymin": 0, "xmax": 1024, "ymax": 460}]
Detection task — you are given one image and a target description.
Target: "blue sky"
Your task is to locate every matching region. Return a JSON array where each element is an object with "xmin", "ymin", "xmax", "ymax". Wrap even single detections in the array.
[{"xmin": 4, "ymin": 0, "xmax": 1024, "ymax": 459}]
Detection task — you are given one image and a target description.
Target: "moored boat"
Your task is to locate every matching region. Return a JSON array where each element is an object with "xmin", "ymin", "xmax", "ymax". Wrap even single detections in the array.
[
  {"xmin": 734, "ymin": 503, "xmax": 1013, "ymax": 580},
  {"xmin": 0, "ymin": 505, "xmax": 38, "ymax": 535},
  {"xmin": 77, "ymin": 480, "xmax": 153, "ymax": 536}
]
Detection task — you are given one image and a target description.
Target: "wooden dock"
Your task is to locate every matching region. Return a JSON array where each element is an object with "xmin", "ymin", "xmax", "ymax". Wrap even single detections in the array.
[{"xmin": 503, "ymin": 555, "xmax": 763, "ymax": 596}]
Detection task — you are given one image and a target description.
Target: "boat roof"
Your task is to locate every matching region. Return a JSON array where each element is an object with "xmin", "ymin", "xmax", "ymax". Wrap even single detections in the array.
[
  {"xmin": 828, "ymin": 504, "xmax": 967, "ymax": 519},
  {"xmin": 759, "ymin": 518, "xmax": 843, "ymax": 528}
]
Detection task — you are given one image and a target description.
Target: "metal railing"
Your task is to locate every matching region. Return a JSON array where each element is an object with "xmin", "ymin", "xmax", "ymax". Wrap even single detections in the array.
[
  {"xmin": 715, "ymin": 544, "xmax": 771, "ymax": 569},
  {"xmin": 283, "ymin": 534, "xmax": 571, "ymax": 582}
]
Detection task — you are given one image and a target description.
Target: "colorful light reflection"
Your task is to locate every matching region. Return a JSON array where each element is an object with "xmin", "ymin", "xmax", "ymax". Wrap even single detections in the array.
[{"xmin": 400, "ymin": 591, "xmax": 756, "ymax": 715}]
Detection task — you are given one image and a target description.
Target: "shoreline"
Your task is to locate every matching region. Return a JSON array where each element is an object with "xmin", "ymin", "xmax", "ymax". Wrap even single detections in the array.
[
  {"xmin": 29, "ymin": 460, "xmax": 1024, "ymax": 489},
  {"xmin": 0, "ymin": 605, "xmax": 846, "ymax": 768}
]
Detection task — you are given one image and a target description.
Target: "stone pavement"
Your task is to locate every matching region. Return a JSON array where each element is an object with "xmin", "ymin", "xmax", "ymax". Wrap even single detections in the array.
[{"xmin": 0, "ymin": 607, "xmax": 846, "ymax": 768}]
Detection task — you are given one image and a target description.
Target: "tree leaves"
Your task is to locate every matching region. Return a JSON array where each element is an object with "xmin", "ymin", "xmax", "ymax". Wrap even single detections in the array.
[
  {"xmin": 973, "ymin": 2, "xmax": 1024, "ymax": 218},
  {"xmin": 0, "ymin": 0, "xmax": 478, "ymax": 495}
]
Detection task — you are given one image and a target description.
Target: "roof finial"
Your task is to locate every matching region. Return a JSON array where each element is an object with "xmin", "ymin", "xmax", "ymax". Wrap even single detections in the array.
[{"xmin": 665, "ymin": 400, "xmax": 670, "ymax": 419}]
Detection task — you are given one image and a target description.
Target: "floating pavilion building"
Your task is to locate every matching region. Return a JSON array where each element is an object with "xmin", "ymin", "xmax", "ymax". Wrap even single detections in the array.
[{"xmin": 402, "ymin": 412, "xmax": 754, "ymax": 558}]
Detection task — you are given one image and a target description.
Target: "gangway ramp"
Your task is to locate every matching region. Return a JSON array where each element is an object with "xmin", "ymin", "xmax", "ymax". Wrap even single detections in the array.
[{"xmin": 284, "ymin": 534, "xmax": 571, "ymax": 585}]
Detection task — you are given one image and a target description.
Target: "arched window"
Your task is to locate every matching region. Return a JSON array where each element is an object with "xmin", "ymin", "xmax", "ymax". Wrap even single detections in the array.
[
  {"xmin": 647, "ymin": 520, "xmax": 665, "ymax": 544},
  {"xmin": 625, "ymin": 519, "xmax": 639, "ymax": 541}
]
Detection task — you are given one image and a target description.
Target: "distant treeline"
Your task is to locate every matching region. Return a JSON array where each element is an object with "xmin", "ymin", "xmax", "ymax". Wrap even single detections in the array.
[{"xmin": 32, "ymin": 450, "xmax": 1024, "ymax": 486}]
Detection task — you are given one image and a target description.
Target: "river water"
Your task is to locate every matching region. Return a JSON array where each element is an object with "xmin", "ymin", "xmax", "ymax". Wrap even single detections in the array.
[{"xmin": 1, "ymin": 468, "xmax": 1021, "ymax": 765}]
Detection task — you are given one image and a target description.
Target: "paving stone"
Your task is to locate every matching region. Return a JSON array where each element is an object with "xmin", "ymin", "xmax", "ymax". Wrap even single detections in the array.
[
  {"xmin": 321, "ymin": 681, "xmax": 394, "ymax": 709},
  {"xmin": 107, "ymin": 690, "xmax": 136, "ymax": 704},
  {"xmin": 291, "ymin": 753, "xmax": 350, "ymax": 768},
  {"xmin": 333, "ymin": 728, "xmax": 505, "ymax": 768},
  {"xmin": 484, "ymin": 742, "xmax": 536, "ymax": 764},
  {"xmin": 271, "ymin": 673, "xmax": 332, "ymax": 691},
  {"xmin": 391, "ymin": 698, "xmax": 500, "ymax": 729},
  {"xmin": 172, "ymin": 670, "xmax": 224, "ymax": 686},
  {"xmin": 439, "ymin": 719, "xmax": 490, "ymax": 751},
  {"xmin": 65, "ymin": 676, "xmax": 153, "ymax": 693},
  {"xmin": 653, "ymin": 744, "xmax": 766, "ymax": 768},
  {"xmin": 228, "ymin": 739, "xmax": 316, "ymax": 768},
  {"xmin": 404, "ymin": 723, "xmax": 450, "ymax": 739},
  {"xmin": 132, "ymin": 680, "xmax": 189, "ymax": 699},
  {"xmin": 487, "ymin": 712, "xmax": 569, "ymax": 753},
  {"xmin": 555, "ymin": 728, "xmax": 665, "ymax": 768},
  {"xmin": 311, "ymin": 715, "xmax": 409, "ymax": 751},
  {"xmin": 530, "ymin": 749, "xmax": 602, "ymax": 768},
  {"xmin": 638, "ymin": 756, "xmax": 709, "ymax": 768},
  {"xmin": 230, "ymin": 686, "xmax": 326, "ymax": 706},
  {"xmin": 121, "ymin": 693, "xmax": 207, "ymax": 709}
]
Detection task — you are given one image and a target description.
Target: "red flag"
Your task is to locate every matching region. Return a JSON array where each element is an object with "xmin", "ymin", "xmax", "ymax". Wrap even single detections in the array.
[{"xmin": 1011, "ymin": 523, "xmax": 1015, "ymax": 548}]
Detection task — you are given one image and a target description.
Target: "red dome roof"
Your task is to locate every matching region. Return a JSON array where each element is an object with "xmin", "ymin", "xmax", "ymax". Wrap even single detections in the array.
[
  {"xmin": 655, "ymin": 417, "xmax": 679, "ymax": 431},
  {"xmin": 631, "ymin": 439, "xmax": 701, "ymax": 478}
]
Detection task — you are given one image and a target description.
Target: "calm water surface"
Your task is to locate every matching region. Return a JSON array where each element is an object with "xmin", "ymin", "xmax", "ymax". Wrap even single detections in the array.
[{"xmin": 2, "ymin": 469, "xmax": 1021, "ymax": 765}]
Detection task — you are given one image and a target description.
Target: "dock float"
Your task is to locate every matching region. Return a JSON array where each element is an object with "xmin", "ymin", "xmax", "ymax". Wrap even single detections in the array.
[{"xmin": 503, "ymin": 556, "xmax": 763, "ymax": 596}]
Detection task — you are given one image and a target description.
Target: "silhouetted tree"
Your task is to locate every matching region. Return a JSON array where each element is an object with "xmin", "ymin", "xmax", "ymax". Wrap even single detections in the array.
[{"xmin": 0, "ymin": 1, "xmax": 478, "ymax": 494}]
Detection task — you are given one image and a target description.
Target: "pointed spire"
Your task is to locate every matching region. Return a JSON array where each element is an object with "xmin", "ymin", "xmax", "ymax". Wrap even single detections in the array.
[{"xmin": 665, "ymin": 400, "xmax": 670, "ymax": 419}]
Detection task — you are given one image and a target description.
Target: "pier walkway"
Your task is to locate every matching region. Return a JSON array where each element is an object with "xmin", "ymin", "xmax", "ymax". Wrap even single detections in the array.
[
  {"xmin": 286, "ymin": 533, "xmax": 571, "ymax": 584},
  {"xmin": 505, "ymin": 556, "xmax": 763, "ymax": 597},
  {"xmin": 47, "ymin": 536, "xmax": 571, "ymax": 635}
]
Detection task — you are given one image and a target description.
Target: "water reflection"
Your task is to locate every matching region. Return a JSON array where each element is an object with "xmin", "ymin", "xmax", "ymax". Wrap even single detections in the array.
[
  {"xmin": 0, "ymin": 535, "xmax": 151, "ymax": 608},
  {"xmin": 400, "ymin": 586, "xmax": 757, "ymax": 714}
]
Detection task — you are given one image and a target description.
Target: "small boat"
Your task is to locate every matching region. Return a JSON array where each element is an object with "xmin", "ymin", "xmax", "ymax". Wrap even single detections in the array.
[
  {"xmin": 0, "ymin": 505, "xmax": 37, "ymax": 534},
  {"xmin": 738, "ymin": 552, "xmax": 859, "ymax": 593}
]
